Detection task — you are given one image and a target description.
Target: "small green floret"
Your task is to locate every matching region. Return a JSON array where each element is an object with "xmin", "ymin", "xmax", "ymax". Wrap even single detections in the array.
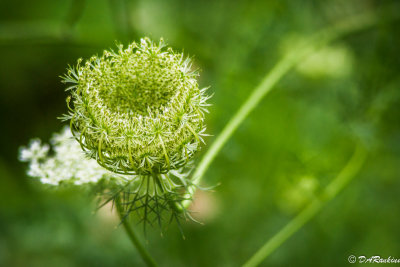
[{"xmin": 62, "ymin": 38, "xmax": 210, "ymax": 175}]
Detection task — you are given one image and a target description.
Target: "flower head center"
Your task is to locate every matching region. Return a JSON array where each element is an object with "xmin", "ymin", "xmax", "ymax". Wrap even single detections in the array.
[{"xmin": 96, "ymin": 51, "xmax": 182, "ymax": 116}]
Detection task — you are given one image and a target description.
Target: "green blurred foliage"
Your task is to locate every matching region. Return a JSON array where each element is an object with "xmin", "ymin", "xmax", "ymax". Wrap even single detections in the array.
[{"xmin": 1, "ymin": 0, "xmax": 400, "ymax": 266}]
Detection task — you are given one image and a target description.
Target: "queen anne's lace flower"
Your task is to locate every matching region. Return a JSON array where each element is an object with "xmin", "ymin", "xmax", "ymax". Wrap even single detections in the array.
[
  {"xmin": 62, "ymin": 38, "xmax": 210, "ymax": 175},
  {"xmin": 20, "ymin": 38, "xmax": 210, "ymax": 230},
  {"xmin": 19, "ymin": 127, "xmax": 114, "ymax": 185}
]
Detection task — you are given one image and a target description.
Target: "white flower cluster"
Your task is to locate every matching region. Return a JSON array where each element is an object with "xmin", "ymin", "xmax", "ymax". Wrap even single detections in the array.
[{"xmin": 19, "ymin": 127, "xmax": 116, "ymax": 185}]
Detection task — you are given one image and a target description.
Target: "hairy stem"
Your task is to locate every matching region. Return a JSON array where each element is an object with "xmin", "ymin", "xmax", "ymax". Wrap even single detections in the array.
[
  {"xmin": 243, "ymin": 144, "xmax": 367, "ymax": 267},
  {"xmin": 180, "ymin": 10, "xmax": 381, "ymax": 209},
  {"xmin": 115, "ymin": 198, "xmax": 158, "ymax": 267}
]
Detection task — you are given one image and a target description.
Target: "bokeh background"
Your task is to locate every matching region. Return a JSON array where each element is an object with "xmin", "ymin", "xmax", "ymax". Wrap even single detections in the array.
[{"xmin": 1, "ymin": 0, "xmax": 400, "ymax": 266}]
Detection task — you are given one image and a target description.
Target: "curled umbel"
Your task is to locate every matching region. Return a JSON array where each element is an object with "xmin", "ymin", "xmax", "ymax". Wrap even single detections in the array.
[{"xmin": 62, "ymin": 38, "xmax": 210, "ymax": 175}]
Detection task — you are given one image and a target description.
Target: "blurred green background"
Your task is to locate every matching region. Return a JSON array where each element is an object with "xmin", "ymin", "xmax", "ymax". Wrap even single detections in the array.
[{"xmin": 1, "ymin": 0, "xmax": 400, "ymax": 266}]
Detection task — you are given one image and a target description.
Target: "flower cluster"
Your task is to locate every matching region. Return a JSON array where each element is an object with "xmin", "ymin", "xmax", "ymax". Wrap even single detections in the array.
[
  {"xmin": 19, "ymin": 127, "xmax": 115, "ymax": 185},
  {"xmin": 62, "ymin": 38, "xmax": 210, "ymax": 175}
]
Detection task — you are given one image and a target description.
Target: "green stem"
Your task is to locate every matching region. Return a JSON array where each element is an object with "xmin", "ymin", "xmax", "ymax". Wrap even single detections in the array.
[
  {"xmin": 243, "ymin": 144, "xmax": 367, "ymax": 267},
  {"xmin": 115, "ymin": 198, "xmax": 158, "ymax": 267},
  {"xmin": 180, "ymin": 10, "xmax": 380, "ymax": 209}
]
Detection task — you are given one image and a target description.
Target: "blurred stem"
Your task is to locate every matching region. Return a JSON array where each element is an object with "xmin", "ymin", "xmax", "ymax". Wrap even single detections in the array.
[
  {"xmin": 180, "ymin": 9, "xmax": 383, "ymax": 209},
  {"xmin": 243, "ymin": 144, "xmax": 367, "ymax": 267},
  {"xmin": 115, "ymin": 198, "xmax": 158, "ymax": 267},
  {"xmin": 62, "ymin": 0, "xmax": 86, "ymax": 38}
]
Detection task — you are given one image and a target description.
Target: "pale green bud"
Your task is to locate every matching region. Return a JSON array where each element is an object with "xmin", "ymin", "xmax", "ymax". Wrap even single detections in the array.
[{"xmin": 62, "ymin": 37, "xmax": 210, "ymax": 176}]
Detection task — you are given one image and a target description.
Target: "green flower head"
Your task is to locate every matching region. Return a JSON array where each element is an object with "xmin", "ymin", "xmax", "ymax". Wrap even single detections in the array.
[{"xmin": 62, "ymin": 38, "xmax": 210, "ymax": 175}]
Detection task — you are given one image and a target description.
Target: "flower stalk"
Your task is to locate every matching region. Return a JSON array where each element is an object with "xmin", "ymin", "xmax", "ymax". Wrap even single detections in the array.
[{"xmin": 116, "ymin": 197, "xmax": 158, "ymax": 267}]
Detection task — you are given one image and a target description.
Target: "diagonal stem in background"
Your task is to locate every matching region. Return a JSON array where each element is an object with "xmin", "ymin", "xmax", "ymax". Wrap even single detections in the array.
[
  {"xmin": 177, "ymin": 6, "xmax": 398, "ymax": 266},
  {"xmin": 243, "ymin": 144, "xmax": 367, "ymax": 267},
  {"xmin": 180, "ymin": 10, "xmax": 381, "ymax": 209}
]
